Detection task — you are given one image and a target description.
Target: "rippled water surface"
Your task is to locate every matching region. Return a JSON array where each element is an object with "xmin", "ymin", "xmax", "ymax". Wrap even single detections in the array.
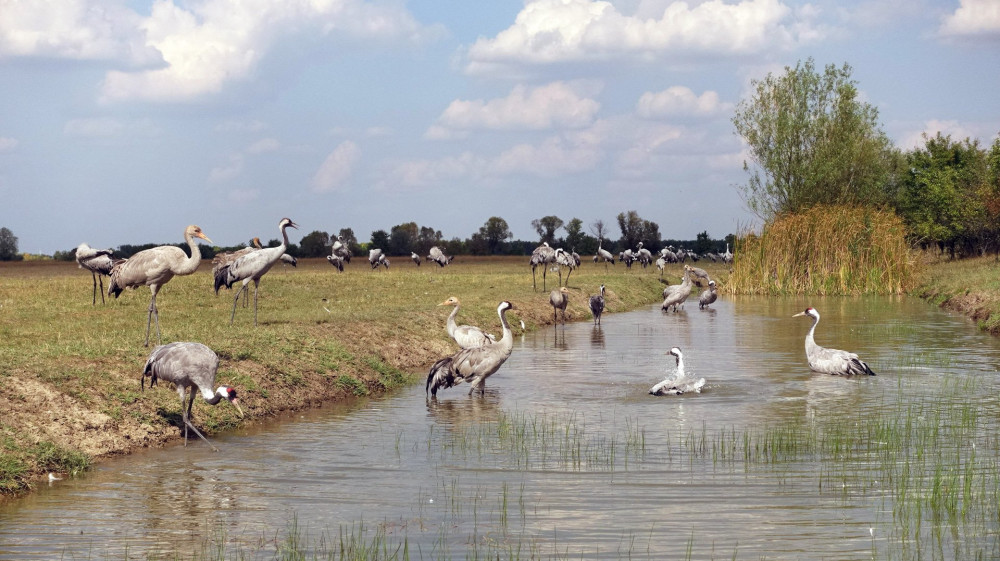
[{"xmin": 3, "ymin": 295, "xmax": 1000, "ymax": 559}]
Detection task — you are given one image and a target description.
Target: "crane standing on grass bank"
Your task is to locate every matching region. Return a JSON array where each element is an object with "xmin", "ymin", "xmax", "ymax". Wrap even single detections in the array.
[
  {"xmin": 225, "ymin": 218, "xmax": 298, "ymax": 326},
  {"xmin": 75, "ymin": 243, "xmax": 115, "ymax": 305},
  {"xmin": 142, "ymin": 342, "xmax": 244, "ymax": 450},
  {"xmin": 108, "ymin": 224, "xmax": 212, "ymax": 346}
]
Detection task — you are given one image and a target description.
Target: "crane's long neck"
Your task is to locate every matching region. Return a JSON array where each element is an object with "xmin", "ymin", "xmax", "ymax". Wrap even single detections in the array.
[
  {"xmin": 176, "ymin": 230, "xmax": 204, "ymax": 275},
  {"xmin": 675, "ymin": 355, "xmax": 685, "ymax": 375},
  {"xmin": 200, "ymin": 386, "xmax": 224, "ymax": 405},
  {"xmin": 681, "ymin": 270, "xmax": 692, "ymax": 287},
  {"xmin": 446, "ymin": 305, "xmax": 459, "ymax": 336},
  {"xmin": 805, "ymin": 316, "xmax": 819, "ymax": 353},
  {"xmin": 497, "ymin": 307, "xmax": 514, "ymax": 351}
]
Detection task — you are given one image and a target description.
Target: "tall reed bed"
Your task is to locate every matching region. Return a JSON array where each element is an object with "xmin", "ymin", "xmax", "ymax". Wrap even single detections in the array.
[{"xmin": 728, "ymin": 205, "xmax": 916, "ymax": 295}]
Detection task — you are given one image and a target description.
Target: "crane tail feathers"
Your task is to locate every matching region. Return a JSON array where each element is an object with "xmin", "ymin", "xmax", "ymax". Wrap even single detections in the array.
[
  {"xmin": 849, "ymin": 358, "xmax": 876, "ymax": 376},
  {"xmin": 426, "ymin": 357, "xmax": 457, "ymax": 396}
]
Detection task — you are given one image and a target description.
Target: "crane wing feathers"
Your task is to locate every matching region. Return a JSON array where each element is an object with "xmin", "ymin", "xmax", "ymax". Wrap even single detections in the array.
[{"xmin": 809, "ymin": 346, "xmax": 876, "ymax": 376}]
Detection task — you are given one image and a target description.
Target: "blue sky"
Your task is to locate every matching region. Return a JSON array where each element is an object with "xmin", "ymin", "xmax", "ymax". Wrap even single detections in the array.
[{"xmin": 1, "ymin": 0, "xmax": 998, "ymax": 254}]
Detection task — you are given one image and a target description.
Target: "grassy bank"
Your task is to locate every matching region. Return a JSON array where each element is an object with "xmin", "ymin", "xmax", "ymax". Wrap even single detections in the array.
[
  {"xmin": 0, "ymin": 256, "xmax": 693, "ymax": 495},
  {"xmin": 914, "ymin": 253, "xmax": 1000, "ymax": 334}
]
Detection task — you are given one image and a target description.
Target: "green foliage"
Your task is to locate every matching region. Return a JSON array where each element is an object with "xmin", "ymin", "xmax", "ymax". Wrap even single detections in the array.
[
  {"xmin": 297, "ymin": 230, "xmax": 330, "ymax": 257},
  {"xmin": 0, "ymin": 227, "xmax": 20, "ymax": 261},
  {"xmin": 369, "ymin": 229, "xmax": 390, "ymax": 251},
  {"xmin": 478, "ymin": 216, "xmax": 512, "ymax": 254},
  {"xmin": 386, "ymin": 222, "xmax": 416, "ymax": 255},
  {"xmin": 615, "ymin": 210, "xmax": 660, "ymax": 250},
  {"xmin": 733, "ymin": 58, "xmax": 897, "ymax": 220},
  {"xmin": 894, "ymin": 132, "xmax": 999, "ymax": 257},
  {"xmin": 531, "ymin": 216, "xmax": 563, "ymax": 244}
]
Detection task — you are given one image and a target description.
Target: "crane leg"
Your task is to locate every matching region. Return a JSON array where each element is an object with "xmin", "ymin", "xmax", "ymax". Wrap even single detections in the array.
[
  {"xmin": 252, "ymin": 281, "xmax": 259, "ymax": 326},
  {"xmin": 181, "ymin": 392, "xmax": 219, "ymax": 452},
  {"xmin": 145, "ymin": 290, "xmax": 161, "ymax": 347},
  {"xmin": 230, "ymin": 284, "xmax": 248, "ymax": 324},
  {"xmin": 98, "ymin": 274, "xmax": 105, "ymax": 304},
  {"xmin": 531, "ymin": 266, "xmax": 537, "ymax": 290},
  {"xmin": 91, "ymin": 272, "xmax": 98, "ymax": 305}
]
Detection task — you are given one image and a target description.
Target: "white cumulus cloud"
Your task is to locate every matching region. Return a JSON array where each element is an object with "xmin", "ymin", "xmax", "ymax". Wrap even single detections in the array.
[
  {"xmin": 432, "ymin": 82, "xmax": 601, "ymax": 135},
  {"xmin": 465, "ymin": 0, "xmax": 820, "ymax": 72},
  {"xmin": 312, "ymin": 141, "xmax": 361, "ymax": 193},
  {"xmin": 0, "ymin": 0, "xmax": 160, "ymax": 65},
  {"xmin": 940, "ymin": 0, "xmax": 1000, "ymax": 38},
  {"xmin": 97, "ymin": 0, "xmax": 437, "ymax": 102},
  {"xmin": 636, "ymin": 86, "xmax": 732, "ymax": 119}
]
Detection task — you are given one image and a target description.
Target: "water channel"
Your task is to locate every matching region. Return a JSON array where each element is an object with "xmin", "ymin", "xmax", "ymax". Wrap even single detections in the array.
[{"xmin": 2, "ymin": 295, "xmax": 1000, "ymax": 560}]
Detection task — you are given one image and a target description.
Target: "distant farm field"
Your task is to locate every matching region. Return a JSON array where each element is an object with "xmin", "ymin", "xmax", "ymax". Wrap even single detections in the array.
[{"xmin": 0, "ymin": 255, "xmax": 715, "ymax": 494}]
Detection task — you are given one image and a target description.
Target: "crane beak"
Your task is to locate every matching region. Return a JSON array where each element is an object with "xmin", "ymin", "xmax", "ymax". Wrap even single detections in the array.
[
  {"xmin": 231, "ymin": 398, "xmax": 245, "ymax": 417},
  {"xmin": 792, "ymin": 311, "xmax": 806, "ymax": 318},
  {"xmin": 198, "ymin": 233, "xmax": 214, "ymax": 244}
]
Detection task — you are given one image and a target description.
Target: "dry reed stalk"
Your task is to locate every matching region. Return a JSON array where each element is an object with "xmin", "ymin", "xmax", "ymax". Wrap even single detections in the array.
[{"xmin": 728, "ymin": 205, "xmax": 916, "ymax": 295}]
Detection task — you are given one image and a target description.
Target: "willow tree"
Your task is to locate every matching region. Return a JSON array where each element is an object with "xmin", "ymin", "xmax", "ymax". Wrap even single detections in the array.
[{"xmin": 732, "ymin": 58, "xmax": 898, "ymax": 220}]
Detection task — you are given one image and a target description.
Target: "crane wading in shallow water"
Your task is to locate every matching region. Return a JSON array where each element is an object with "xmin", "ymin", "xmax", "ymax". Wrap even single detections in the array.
[
  {"xmin": 142, "ymin": 342, "xmax": 244, "ymax": 451},
  {"xmin": 650, "ymin": 347, "xmax": 705, "ymax": 395},
  {"xmin": 75, "ymin": 243, "xmax": 115, "ymax": 305},
  {"xmin": 108, "ymin": 225, "xmax": 212, "ymax": 347},
  {"xmin": 426, "ymin": 301, "xmax": 516, "ymax": 396},
  {"xmin": 225, "ymin": 218, "xmax": 299, "ymax": 326},
  {"xmin": 550, "ymin": 286, "xmax": 569, "ymax": 324},
  {"xmin": 793, "ymin": 307, "xmax": 876, "ymax": 376},
  {"xmin": 589, "ymin": 284, "xmax": 605, "ymax": 325}
]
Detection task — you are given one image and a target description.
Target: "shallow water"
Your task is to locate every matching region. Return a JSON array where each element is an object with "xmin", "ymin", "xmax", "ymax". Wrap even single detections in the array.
[{"xmin": 2, "ymin": 295, "xmax": 1000, "ymax": 559}]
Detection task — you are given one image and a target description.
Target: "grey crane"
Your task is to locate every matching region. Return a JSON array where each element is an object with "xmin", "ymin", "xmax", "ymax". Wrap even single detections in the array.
[
  {"xmin": 75, "ymin": 243, "xmax": 115, "ymax": 305},
  {"xmin": 554, "ymin": 248, "xmax": 577, "ymax": 286},
  {"xmin": 326, "ymin": 253, "xmax": 345, "ymax": 271},
  {"xmin": 224, "ymin": 218, "xmax": 299, "ymax": 326},
  {"xmin": 661, "ymin": 266, "xmax": 693, "ymax": 312},
  {"xmin": 214, "ymin": 237, "xmax": 295, "ymax": 296},
  {"xmin": 427, "ymin": 246, "xmax": 452, "ymax": 267},
  {"xmin": 589, "ymin": 284, "xmax": 605, "ymax": 325},
  {"xmin": 331, "ymin": 235, "xmax": 352, "ymax": 263},
  {"xmin": 439, "ymin": 296, "xmax": 496, "ymax": 349},
  {"xmin": 426, "ymin": 301, "xmax": 516, "ymax": 396},
  {"xmin": 368, "ymin": 248, "xmax": 390, "ymax": 270},
  {"xmin": 792, "ymin": 307, "xmax": 876, "ymax": 376},
  {"xmin": 411, "ymin": 252, "xmax": 421, "ymax": 266},
  {"xmin": 635, "ymin": 242, "xmax": 653, "ymax": 268},
  {"xmin": 142, "ymin": 341, "xmax": 244, "ymax": 450},
  {"xmin": 550, "ymin": 285, "xmax": 569, "ymax": 324},
  {"xmin": 108, "ymin": 224, "xmax": 212, "ymax": 346},
  {"xmin": 529, "ymin": 242, "xmax": 557, "ymax": 290},
  {"xmin": 650, "ymin": 347, "xmax": 705, "ymax": 395},
  {"xmin": 722, "ymin": 243, "xmax": 733, "ymax": 263},
  {"xmin": 655, "ymin": 257, "xmax": 666, "ymax": 277},
  {"xmin": 687, "ymin": 265, "xmax": 711, "ymax": 286},
  {"xmin": 698, "ymin": 280, "xmax": 718, "ymax": 309},
  {"xmin": 213, "ymin": 237, "xmax": 261, "ymax": 295},
  {"xmin": 594, "ymin": 241, "xmax": 615, "ymax": 269}
]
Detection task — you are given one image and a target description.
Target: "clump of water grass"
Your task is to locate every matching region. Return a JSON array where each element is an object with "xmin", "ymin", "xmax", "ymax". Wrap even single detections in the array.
[{"xmin": 728, "ymin": 205, "xmax": 917, "ymax": 295}]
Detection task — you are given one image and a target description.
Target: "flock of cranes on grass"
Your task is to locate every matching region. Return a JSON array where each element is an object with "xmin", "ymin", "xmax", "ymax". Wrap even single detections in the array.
[{"xmin": 71, "ymin": 218, "xmax": 873, "ymax": 448}]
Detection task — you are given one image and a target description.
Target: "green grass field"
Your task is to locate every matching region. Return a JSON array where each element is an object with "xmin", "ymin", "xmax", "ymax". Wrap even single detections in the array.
[{"xmin": 0, "ymin": 255, "xmax": 703, "ymax": 495}]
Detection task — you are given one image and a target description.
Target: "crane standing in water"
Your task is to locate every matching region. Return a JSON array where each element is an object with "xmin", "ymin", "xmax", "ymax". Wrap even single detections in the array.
[{"xmin": 792, "ymin": 307, "xmax": 876, "ymax": 376}]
